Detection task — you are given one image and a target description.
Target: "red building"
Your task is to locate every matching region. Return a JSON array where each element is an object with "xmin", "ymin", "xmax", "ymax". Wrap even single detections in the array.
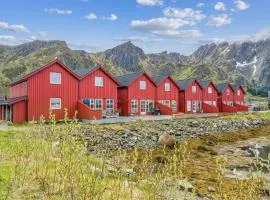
[
  {"xmin": 215, "ymin": 83, "xmax": 237, "ymax": 113},
  {"xmin": 116, "ymin": 72, "xmax": 156, "ymax": 116},
  {"xmin": 232, "ymin": 84, "xmax": 248, "ymax": 112},
  {"xmin": 177, "ymin": 79, "xmax": 203, "ymax": 113},
  {"xmin": 199, "ymin": 80, "xmax": 219, "ymax": 113},
  {"xmin": 0, "ymin": 59, "xmax": 119, "ymax": 123},
  {"xmin": 152, "ymin": 75, "xmax": 180, "ymax": 114}
]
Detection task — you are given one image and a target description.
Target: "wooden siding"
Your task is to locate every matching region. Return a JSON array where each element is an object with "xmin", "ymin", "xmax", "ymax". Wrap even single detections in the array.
[
  {"xmin": 77, "ymin": 101, "xmax": 102, "ymax": 120},
  {"xmin": 233, "ymin": 86, "xmax": 245, "ymax": 105},
  {"xmin": 202, "ymin": 83, "xmax": 218, "ymax": 113},
  {"xmin": 12, "ymin": 101, "xmax": 27, "ymax": 123},
  {"xmin": 79, "ymin": 68, "xmax": 118, "ymax": 112},
  {"xmin": 27, "ymin": 62, "xmax": 79, "ymax": 121},
  {"xmin": 10, "ymin": 81, "xmax": 27, "ymax": 98},
  {"xmin": 117, "ymin": 88, "xmax": 129, "ymax": 116}
]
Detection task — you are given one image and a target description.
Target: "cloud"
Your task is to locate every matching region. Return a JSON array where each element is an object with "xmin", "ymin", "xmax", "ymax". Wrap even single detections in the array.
[
  {"xmin": 234, "ymin": 0, "xmax": 250, "ymax": 10},
  {"xmin": 44, "ymin": 8, "xmax": 72, "ymax": 15},
  {"xmin": 163, "ymin": 7, "xmax": 206, "ymax": 21},
  {"xmin": 68, "ymin": 43, "xmax": 100, "ymax": 52},
  {"xmin": 0, "ymin": 35, "xmax": 16, "ymax": 42},
  {"xmin": 207, "ymin": 14, "xmax": 232, "ymax": 27},
  {"xmin": 214, "ymin": 2, "xmax": 226, "ymax": 11},
  {"xmin": 38, "ymin": 31, "xmax": 47, "ymax": 37},
  {"xmin": 136, "ymin": 0, "xmax": 163, "ymax": 6},
  {"xmin": 152, "ymin": 29, "xmax": 203, "ymax": 38},
  {"xmin": 197, "ymin": 3, "xmax": 204, "ymax": 8},
  {"xmin": 0, "ymin": 21, "xmax": 30, "ymax": 32},
  {"xmin": 104, "ymin": 14, "xmax": 118, "ymax": 21},
  {"xmin": 85, "ymin": 13, "xmax": 97, "ymax": 20},
  {"xmin": 113, "ymin": 36, "xmax": 163, "ymax": 43}
]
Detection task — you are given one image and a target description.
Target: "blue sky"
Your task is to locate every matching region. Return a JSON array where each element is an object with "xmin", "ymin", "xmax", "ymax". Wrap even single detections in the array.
[{"xmin": 0, "ymin": 0, "xmax": 269, "ymax": 54}]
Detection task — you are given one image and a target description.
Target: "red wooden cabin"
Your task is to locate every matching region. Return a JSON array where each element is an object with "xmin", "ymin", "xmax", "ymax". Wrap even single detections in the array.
[
  {"xmin": 116, "ymin": 72, "xmax": 156, "ymax": 116},
  {"xmin": 232, "ymin": 84, "xmax": 248, "ymax": 112},
  {"xmin": 75, "ymin": 66, "xmax": 119, "ymax": 119},
  {"xmin": 215, "ymin": 83, "xmax": 237, "ymax": 113},
  {"xmin": 152, "ymin": 75, "xmax": 180, "ymax": 115},
  {"xmin": 199, "ymin": 80, "xmax": 219, "ymax": 113},
  {"xmin": 176, "ymin": 79, "xmax": 203, "ymax": 114}
]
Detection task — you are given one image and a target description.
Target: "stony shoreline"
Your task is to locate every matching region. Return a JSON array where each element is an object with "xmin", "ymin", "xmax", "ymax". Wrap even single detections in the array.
[{"xmin": 81, "ymin": 117, "xmax": 270, "ymax": 154}]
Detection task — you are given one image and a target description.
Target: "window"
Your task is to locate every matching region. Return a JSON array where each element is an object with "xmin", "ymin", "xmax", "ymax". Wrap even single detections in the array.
[
  {"xmin": 147, "ymin": 100, "xmax": 154, "ymax": 112},
  {"xmin": 208, "ymin": 87, "xmax": 213, "ymax": 94},
  {"xmin": 95, "ymin": 77, "xmax": 104, "ymax": 87},
  {"xmin": 131, "ymin": 100, "xmax": 138, "ymax": 113},
  {"xmin": 237, "ymin": 90, "xmax": 241, "ymax": 96},
  {"xmin": 50, "ymin": 98, "xmax": 61, "ymax": 110},
  {"xmin": 164, "ymin": 100, "xmax": 170, "ymax": 107},
  {"xmin": 140, "ymin": 100, "xmax": 154, "ymax": 113},
  {"xmin": 172, "ymin": 100, "xmax": 177, "ymax": 112},
  {"xmin": 158, "ymin": 100, "xmax": 163, "ymax": 104},
  {"xmin": 226, "ymin": 89, "xmax": 230, "ymax": 96},
  {"xmin": 140, "ymin": 81, "xmax": 146, "ymax": 90},
  {"xmin": 192, "ymin": 86, "xmax": 197, "ymax": 93},
  {"xmin": 165, "ymin": 83, "xmax": 170, "ymax": 91},
  {"xmin": 95, "ymin": 99, "xmax": 103, "ymax": 110},
  {"xmin": 50, "ymin": 72, "xmax": 61, "ymax": 84},
  {"xmin": 187, "ymin": 100, "xmax": 191, "ymax": 111},
  {"xmin": 106, "ymin": 99, "xmax": 114, "ymax": 111},
  {"xmin": 213, "ymin": 101, "xmax": 217, "ymax": 107}
]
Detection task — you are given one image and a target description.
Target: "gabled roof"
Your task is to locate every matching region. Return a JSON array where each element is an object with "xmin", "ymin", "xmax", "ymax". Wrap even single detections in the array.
[
  {"xmin": 11, "ymin": 59, "xmax": 80, "ymax": 86},
  {"xmin": 176, "ymin": 79, "xmax": 202, "ymax": 91},
  {"xmin": 0, "ymin": 96, "xmax": 27, "ymax": 105},
  {"xmin": 74, "ymin": 65, "xmax": 119, "ymax": 85},
  {"xmin": 152, "ymin": 75, "xmax": 180, "ymax": 89},
  {"xmin": 199, "ymin": 80, "xmax": 218, "ymax": 92},
  {"xmin": 115, "ymin": 72, "xmax": 156, "ymax": 87},
  {"xmin": 215, "ymin": 83, "xmax": 234, "ymax": 93},
  {"xmin": 232, "ymin": 84, "xmax": 246, "ymax": 94}
]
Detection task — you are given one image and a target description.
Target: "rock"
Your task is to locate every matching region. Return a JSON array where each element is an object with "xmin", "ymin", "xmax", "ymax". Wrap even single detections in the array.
[
  {"xmin": 178, "ymin": 179, "xmax": 194, "ymax": 192},
  {"xmin": 208, "ymin": 186, "xmax": 216, "ymax": 192},
  {"xmin": 158, "ymin": 134, "xmax": 176, "ymax": 148}
]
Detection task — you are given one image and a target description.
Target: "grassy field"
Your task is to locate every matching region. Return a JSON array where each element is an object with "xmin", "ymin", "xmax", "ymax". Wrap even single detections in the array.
[{"xmin": 0, "ymin": 112, "xmax": 270, "ymax": 199}]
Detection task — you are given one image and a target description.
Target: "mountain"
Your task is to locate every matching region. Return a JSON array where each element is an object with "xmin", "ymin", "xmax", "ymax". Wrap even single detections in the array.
[{"xmin": 0, "ymin": 39, "xmax": 269, "ymax": 95}]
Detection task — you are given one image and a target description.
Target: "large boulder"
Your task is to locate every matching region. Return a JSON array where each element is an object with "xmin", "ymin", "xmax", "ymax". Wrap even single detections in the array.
[{"xmin": 158, "ymin": 134, "xmax": 176, "ymax": 148}]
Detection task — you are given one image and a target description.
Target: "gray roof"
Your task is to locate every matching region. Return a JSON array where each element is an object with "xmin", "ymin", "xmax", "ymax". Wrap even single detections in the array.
[
  {"xmin": 115, "ymin": 72, "xmax": 143, "ymax": 87},
  {"xmin": 215, "ymin": 83, "xmax": 229, "ymax": 93},
  {"xmin": 0, "ymin": 96, "xmax": 27, "ymax": 105},
  {"xmin": 199, "ymin": 80, "xmax": 211, "ymax": 89},
  {"xmin": 73, "ymin": 66, "xmax": 99, "ymax": 77},
  {"xmin": 152, "ymin": 75, "xmax": 167, "ymax": 85},
  {"xmin": 176, "ymin": 79, "xmax": 194, "ymax": 90}
]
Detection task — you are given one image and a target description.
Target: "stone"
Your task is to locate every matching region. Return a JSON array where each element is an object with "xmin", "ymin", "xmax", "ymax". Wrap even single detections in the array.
[
  {"xmin": 208, "ymin": 186, "xmax": 216, "ymax": 192},
  {"xmin": 158, "ymin": 134, "xmax": 176, "ymax": 148},
  {"xmin": 178, "ymin": 179, "xmax": 194, "ymax": 192}
]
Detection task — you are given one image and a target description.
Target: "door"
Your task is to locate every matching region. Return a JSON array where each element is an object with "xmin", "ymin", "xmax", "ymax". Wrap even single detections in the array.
[
  {"xmin": 5, "ymin": 105, "xmax": 12, "ymax": 122},
  {"xmin": 140, "ymin": 100, "xmax": 146, "ymax": 115},
  {"xmin": 192, "ymin": 101, "xmax": 197, "ymax": 113}
]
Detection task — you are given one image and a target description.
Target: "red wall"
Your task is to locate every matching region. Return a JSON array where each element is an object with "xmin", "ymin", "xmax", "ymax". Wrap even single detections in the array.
[
  {"xmin": 10, "ymin": 81, "xmax": 27, "ymax": 98},
  {"xmin": 179, "ymin": 81, "xmax": 203, "ymax": 114},
  {"xmin": 79, "ymin": 68, "xmax": 118, "ymax": 111},
  {"xmin": 77, "ymin": 101, "xmax": 102, "ymax": 120},
  {"xmin": 0, "ymin": 106, "xmax": 2, "ymax": 120},
  {"xmin": 12, "ymin": 101, "xmax": 27, "ymax": 123},
  {"xmin": 117, "ymin": 88, "xmax": 128, "ymax": 116},
  {"xmin": 220, "ymin": 85, "xmax": 234, "ymax": 104},
  {"xmin": 155, "ymin": 77, "xmax": 179, "ymax": 113},
  {"xmin": 234, "ymin": 87, "xmax": 245, "ymax": 105},
  {"xmin": 202, "ymin": 83, "xmax": 218, "ymax": 103},
  {"xmin": 27, "ymin": 62, "xmax": 79, "ymax": 121}
]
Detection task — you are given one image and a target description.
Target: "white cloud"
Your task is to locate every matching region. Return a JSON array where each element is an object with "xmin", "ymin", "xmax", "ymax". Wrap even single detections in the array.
[
  {"xmin": 0, "ymin": 35, "xmax": 16, "ymax": 42},
  {"xmin": 114, "ymin": 36, "xmax": 163, "ymax": 43},
  {"xmin": 197, "ymin": 3, "xmax": 205, "ymax": 8},
  {"xmin": 153, "ymin": 29, "xmax": 203, "ymax": 38},
  {"xmin": 38, "ymin": 31, "xmax": 47, "ymax": 37},
  {"xmin": 234, "ymin": 0, "xmax": 250, "ymax": 10},
  {"xmin": 136, "ymin": 0, "xmax": 163, "ymax": 6},
  {"xmin": 207, "ymin": 14, "xmax": 232, "ymax": 27},
  {"xmin": 44, "ymin": 8, "xmax": 72, "ymax": 15},
  {"xmin": 163, "ymin": 7, "xmax": 206, "ymax": 21},
  {"xmin": 0, "ymin": 21, "xmax": 30, "ymax": 32},
  {"xmin": 104, "ymin": 14, "xmax": 118, "ymax": 21},
  {"xmin": 85, "ymin": 13, "xmax": 97, "ymax": 20},
  {"xmin": 214, "ymin": 2, "xmax": 226, "ymax": 11}
]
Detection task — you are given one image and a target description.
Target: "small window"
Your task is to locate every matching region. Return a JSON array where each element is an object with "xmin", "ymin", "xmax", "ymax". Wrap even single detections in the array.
[
  {"xmin": 106, "ymin": 99, "xmax": 114, "ymax": 111},
  {"xmin": 237, "ymin": 90, "xmax": 241, "ymax": 96},
  {"xmin": 164, "ymin": 100, "xmax": 170, "ymax": 107},
  {"xmin": 83, "ymin": 98, "xmax": 95, "ymax": 109},
  {"xmin": 213, "ymin": 101, "xmax": 217, "ymax": 106},
  {"xmin": 187, "ymin": 100, "xmax": 191, "ymax": 111},
  {"xmin": 95, "ymin": 77, "xmax": 104, "ymax": 87},
  {"xmin": 226, "ymin": 89, "xmax": 230, "ymax": 96},
  {"xmin": 147, "ymin": 100, "xmax": 154, "ymax": 112},
  {"xmin": 165, "ymin": 83, "xmax": 171, "ymax": 91},
  {"xmin": 50, "ymin": 98, "xmax": 61, "ymax": 110},
  {"xmin": 131, "ymin": 100, "xmax": 138, "ymax": 113},
  {"xmin": 208, "ymin": 87, "xmax": 213, "ymax": 94},
  {"xmin": 172, "ymin": 100, "xmax": 177, "ymax": 112},
  {"xmin": 50, "ymin": 72, "xmax": 61, "ymax": 84},
  {"xmin": 95, "ymin": 99, "xmax": 103, "ymax": 110},
  {"xmin": 192, "ymin": 86, "xmax": 197, "ymax": 93},
  {"xmin": 140, "ymin": 81, "xmax": 146, "ymax": 90}
]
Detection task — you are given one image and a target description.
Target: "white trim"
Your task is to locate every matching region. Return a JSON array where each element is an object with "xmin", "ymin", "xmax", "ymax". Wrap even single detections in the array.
[
  {"xmin": 50, "ymin": 72, "xmax": 61, "ymax": 85},
  {"xmin": 50, "ymin": 98, "xmax": 61, "ymax": 110}
]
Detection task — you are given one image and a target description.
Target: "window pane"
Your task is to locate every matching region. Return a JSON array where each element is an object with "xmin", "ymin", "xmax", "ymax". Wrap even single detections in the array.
[
  {"xmin": 165, "ymin": 83, "xmax": 170, "ymax": 91},
  {"xmin": 192, "ymin": 86, "xmax": 196, "ymax": 93},
  {"xmin": 140, "ymin": 81, "xmax": 146, "ymax": 90},
  {"xmin": 50, "ymin": 72, "xmax": 61, "ymax": 84},
  {"xmin": 95, "ymin": 77, "xmax": 104, "ymax": 87},
  {"xmin": 95, "ymin": 99, "xmax": 103, "ymax": 110},
  {"xmin": 50, "ymin": 98, "xmax": 61, "ymax": 110}
]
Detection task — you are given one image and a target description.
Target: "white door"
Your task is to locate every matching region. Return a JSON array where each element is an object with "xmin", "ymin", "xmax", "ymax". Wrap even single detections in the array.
[{"xmin": 140, "ymin": 100, "xmax": 146, "ymax": 115}]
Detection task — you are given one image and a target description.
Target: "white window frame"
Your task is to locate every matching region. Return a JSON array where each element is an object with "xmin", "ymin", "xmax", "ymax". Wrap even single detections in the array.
[
  {"xmin": 164, "ymin": 100, "xmax": 170, "ymax": 107},
  {"xmin": 187, "ymin": 100, "xmax": 191, "ymax": 112},
  {"xmin": 50, "ymin": 98, "xmax": 61, "ymax": 110},
  {"xmin": 95, "ymin": 76, "xmax": 104, "ymax": 87},
  {"xmin": 131, "ymin": 100, "xmax": 138, "ymax": 113},
  {"xmin": 226, "ymin": 89, "xmax": 230, "ymax": 96},
  {"xmin": 171, "ymin": 100, "xmax": 177, "ymax": 112},
  {"xmin": 50, "ymin": 72, "xmax": 61, "ymax": 85},
  {"xmin": 192, "ymin": 86, "xmax": 197, "ymax": 93},
  {"xmin": 106, "ymin": 99, "xmax": 114, "ymax": 111},
  {"xmin": 95, "ymin": 99, "xmax": 103, "ymax": 110},
  {"xmin": 165, "ymin": 83, "xmax": 171, "ymax": 91},
  {"xmin": 208, "ymin": 87, "xmax": 213, "ymax": 94},
  {"xmin": 213, "ymin": 101, "xmax": 217, "ymax": 107},
  {"xmin": 237, "ymin": 90, "xmax": 241, "ymax": 96},
  {"xmin": 140, "ymin": 81, "xmax": 146, "ymax": 90}
]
